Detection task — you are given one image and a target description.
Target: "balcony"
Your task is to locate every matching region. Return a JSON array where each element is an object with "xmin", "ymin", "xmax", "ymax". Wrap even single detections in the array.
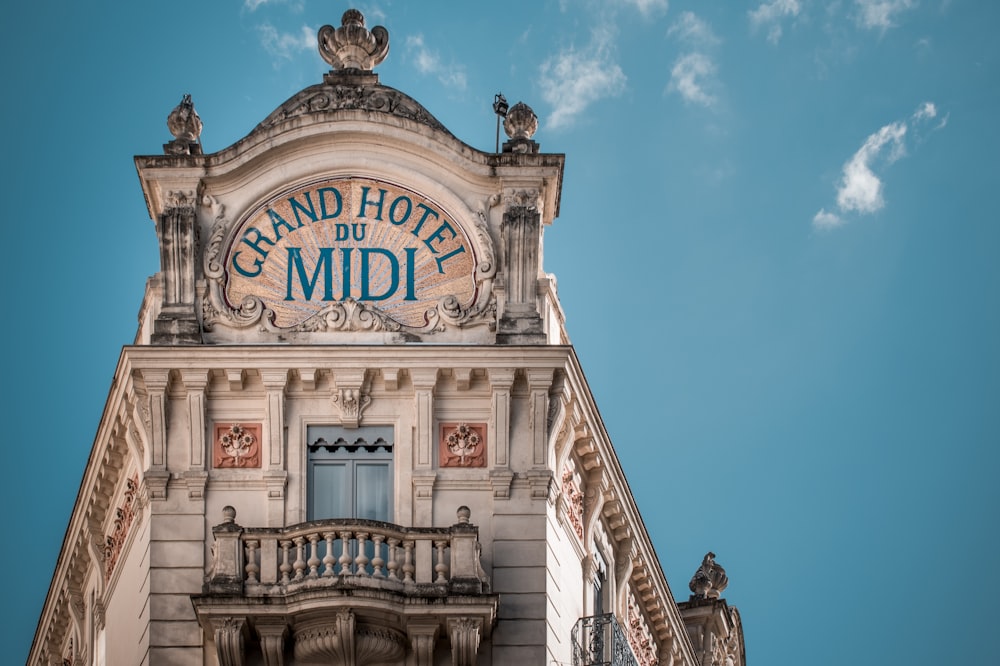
[
  {"xmin": 572, "ymin": 613, "xmax": 640, "ymax": 666},
  {"xmin": 193, "ymin": 506, "xmax": 497, "ymax": 666}
]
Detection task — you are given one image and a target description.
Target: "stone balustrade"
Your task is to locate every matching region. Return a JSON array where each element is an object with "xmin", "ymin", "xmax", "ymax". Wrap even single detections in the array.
[{"xmin": 205, "ymin": 505, "xmax": 489, "ymax": 597}]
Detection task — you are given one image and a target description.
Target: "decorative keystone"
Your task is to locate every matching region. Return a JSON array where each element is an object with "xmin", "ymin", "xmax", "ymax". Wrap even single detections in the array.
[{"xmin": 318, "ymin": 9, "xmax": 389, "ymax": 72}]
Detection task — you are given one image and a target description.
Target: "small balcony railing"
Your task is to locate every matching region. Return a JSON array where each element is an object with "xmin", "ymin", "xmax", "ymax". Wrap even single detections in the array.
[
  {"xmin": 204, "ymin": 505, "xmax": 489, "ymax": 597},
  {"xmin": 572, "ymin": 613, "xmax": 639, "ymax": 666}
]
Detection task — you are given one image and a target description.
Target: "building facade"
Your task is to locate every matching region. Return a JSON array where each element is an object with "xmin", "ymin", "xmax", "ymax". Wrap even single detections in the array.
[{"xmin": 30, "ymin": 10, "xmax": 745, "ymax": 666}]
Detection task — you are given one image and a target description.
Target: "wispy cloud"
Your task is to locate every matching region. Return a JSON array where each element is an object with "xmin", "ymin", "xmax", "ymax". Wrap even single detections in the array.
[
  {"xmin": 855, "ymin": 0, "xmax": 917, "ymax": 30},
  {"xmin": 668, "ymin": 11, "xmax": 720, "ymax": 46},
  {"xmin": 538, "ymin": 27, "xmax": 627, "ymax": 130},
  {"xmin": 405, "ymin": 35, "xmax": 468, "ymax": 91},
  {"xmin": 245, "ymin": 0, "xmax": 304, "ymax": 12},
  {"xmin": 668, "ymin": 53, "xmax": 717, "ymax": 107},
  {"xmin": 749, "ymin": 0, "xmax": 801, "ymax": 44},
  {"xmin": 665, "ymin": 12, "xmax": 720, "ymax": 109},
  {"xmin": 813, "ymin": 102, "xmax": 943, "ymax": 229},
  {"xmin": 617, "ymin": 0, "xmax": 669, "ymax": 17},
  {"xmin": 256, "ymin": 23, "xmax": 314, "ymax": 62}
]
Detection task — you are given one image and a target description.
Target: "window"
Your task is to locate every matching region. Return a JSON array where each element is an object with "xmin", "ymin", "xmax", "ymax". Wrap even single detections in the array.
[
  {"xmin": 593, "ymin": 548, "xmax": 608, "ymax": 615},
  {"xmin": 307, "ymin": 425, "xmax": 393, "ymax": 522}
]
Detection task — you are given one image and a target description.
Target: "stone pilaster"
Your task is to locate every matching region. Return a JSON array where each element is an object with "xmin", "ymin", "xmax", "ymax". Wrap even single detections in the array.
[
  {"xmin": 498, "ymin": 190, "xmax": 544, "ymax": 343},
  {"xmin": 261, "ymin": 370, "xmax": 288, "ymax": 527},
  {"xmin": 152, "ymin": 191, "xmax": 201, "ymax": 344}
]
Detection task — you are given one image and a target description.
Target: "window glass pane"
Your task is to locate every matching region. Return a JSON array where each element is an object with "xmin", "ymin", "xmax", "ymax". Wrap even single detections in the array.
[
  {"xmin": 311, "ymin": 463, "xmax": 349, "ymax": 520},
  {"xmin": 355, "ymin": 463, "xmax": 390, "ymax": 521}
]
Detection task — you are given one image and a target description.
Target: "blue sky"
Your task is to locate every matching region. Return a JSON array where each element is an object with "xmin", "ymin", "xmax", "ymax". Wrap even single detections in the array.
[{"xmin": 3, "ymin": 1, "xmax": 997, "ymax": 664}]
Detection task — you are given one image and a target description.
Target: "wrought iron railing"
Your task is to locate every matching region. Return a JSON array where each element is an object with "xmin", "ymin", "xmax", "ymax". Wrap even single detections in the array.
[{"xmin": 572, "ymin": 613, "xmax": 639, "ymax": 666}]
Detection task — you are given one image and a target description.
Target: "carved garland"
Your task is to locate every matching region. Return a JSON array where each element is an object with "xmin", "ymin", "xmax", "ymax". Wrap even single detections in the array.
[
  {"xmin": 104, "ymin": 473, "xmax": 139, "ymax": 584},
  {"xmin": 626, "ymin": 593, "xmax": 658, "ymax": 666},
  {"xmin": 200, "ymin": 194, "xmax": 497, "ymax": 334},
  {"xmin": 561, "ymin": 468, "xmax": 584, "ymax": 541}
]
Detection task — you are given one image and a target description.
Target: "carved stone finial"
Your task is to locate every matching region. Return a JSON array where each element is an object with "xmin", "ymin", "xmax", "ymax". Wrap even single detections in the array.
[
  {"xmin": 221, "ymin": 506, "xmax": 237, "ymax": 524},
  {"xmin": 503, "ymin": 102, "xmax": 538, "ymax": 140},
  {"xmin": 164, "ymin": 94, "xmax": 203, "ymax": 156},
  {"xmin": 456, "ymin": 506, "xmax": 471, "ymax": 524},
  {"xmin": 502, "ymin": 101, "xmax": 540, "ymax": 154},
  {"xmin": 318, "ymin": 9, "xmax": 389, "ymax": 72},
  {"xmin": 688, "ymin": 551, "xmax": 729, "ymax": 600}
]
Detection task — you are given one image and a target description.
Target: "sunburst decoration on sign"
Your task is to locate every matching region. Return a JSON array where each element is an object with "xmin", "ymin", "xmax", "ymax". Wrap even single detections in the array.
[{"xmin": 202, "ymin": 178, "xmax": 496, "ymax": 334}]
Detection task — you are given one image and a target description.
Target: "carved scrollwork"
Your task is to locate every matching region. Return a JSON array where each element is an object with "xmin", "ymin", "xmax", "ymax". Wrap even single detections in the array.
[{"xmin": 258, "ymin": 83, "xmax": 449, "ymax": 134}]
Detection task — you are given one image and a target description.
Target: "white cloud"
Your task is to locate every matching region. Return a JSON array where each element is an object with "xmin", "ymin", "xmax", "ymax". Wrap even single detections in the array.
[
  {"xmin": 813, "ymin": 102, "xmax": 945, "ymax": 229},
  {"xmin": 813, "ymin": 209, "xmax": 845, "ymax": 229},
  {"xmin": 855, "ymin": 0, "xmax": 917, "ymax": 30},
  {"xmin": 618, "ymin": 0, "xmax": 669, "ymax": 16},
  {"xmin": 245, "ymin": 0, "xmax": 304, "ymax": 12},
  {"xmin": 668, "ymin": 11, "xmax": 720, "ymax": 46},
  {"xmin": 257, "ymin": 23, "xmax": 315, "ymax": 62},
  {"xmin": 539, "ymin": 29, "xmax": 627, "ymax": 130},
  {"xmin": 748, "ymin": 0, "xmax": 801, "ymax": 44},
  {"xmin": 836, "ymin": 121, "xmax": 907, "ymax": 213},
  {"xmin": 405, "ymin": 35, "xmax": 468, "ymax": 91},
  {"xmin": 668, "ymin": 53, "xmax": 717, "ymax": 107},
  {"xmin": 912, "ymin": 101, "xmax": 937, "ymax": 122}
]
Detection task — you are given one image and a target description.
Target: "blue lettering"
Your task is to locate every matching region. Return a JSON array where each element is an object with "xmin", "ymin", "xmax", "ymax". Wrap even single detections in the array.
[
  {"xmin": 285, "ymin": 247, "xmax": 334, "ymax": 301},
  {"xmin": 389, "ymin": 196, "xmax": 412, "ymax": 225},
  {"xmin": 360, "ymin": 248, "xmax": 398, "ymax": 301},
  {"xmin": 358, "ymin": 186, "xmax": 387, "ymax": 220},
  {"xmin": 318, "ymin": 187, "xmax": 342, "ymax": 219},
  {"xmin": 268, "ymin": 208, "xmax": 298, "ymax": 240},
  {"xmin": 289, "ymin": 191, "xmax": 318, "ymax": 226}
]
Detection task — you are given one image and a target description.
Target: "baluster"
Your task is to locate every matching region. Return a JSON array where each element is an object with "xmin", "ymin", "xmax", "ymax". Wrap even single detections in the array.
[
  {"xmin": 279, "ymin": 540, "xmax": 293, "ymax": 585},
  {"xmin": 322, "ymin": 532, "xmax": 336, "ymax": 577},
  {"xmin": 339, "ymin": 531, "xmax": 354, "ymax": 575},
  {"xmin": 434, "ymin": 540, "xmax": 449, "ymax": 583},
  {"xmin": 355, "ymin": 532, "xmax": 370, "ymax": 576},
  {"xmin": 307, "ymin": 533, "xmax": 321, "ymax": 578},
  {"xmin": 292, "ymin": 537, "xmax": 306, "ymax": 581},
  {"xmin": 386, "ymin": 538, "xmax": 400, "ymax": 581},
  {"xmin": 371, "ymin": 534, "xmax": 385, "ymax": 578},
  {"xmin": 244, "ymin": 540, "xmax": 259, "ymax": 584},
  {"xmin": 402, "ymin": 540, "xmax": 415, "ymax": 583}
]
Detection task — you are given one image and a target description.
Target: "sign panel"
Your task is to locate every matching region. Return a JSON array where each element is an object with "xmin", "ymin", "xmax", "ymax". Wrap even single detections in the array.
[{"xmin": 223, "ymin": 177, "xmax": 477, "ymax": 329}]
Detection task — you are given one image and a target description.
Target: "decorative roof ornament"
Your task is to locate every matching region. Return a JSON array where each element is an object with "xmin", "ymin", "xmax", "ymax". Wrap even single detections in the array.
[
  {"xmin": 318, "ymin": 9, "xmax": 389, "ymax": 72},
  {"xmin": 164, "ymin": 94, "xmax": 203, "ymax": 156},
  {"xmin": 688, "ymin": 551, "xmax": 729, "ymax": 600},
  {"xmin": 502, "ymin": 101, "xmax": 540, "ymax": 154}
]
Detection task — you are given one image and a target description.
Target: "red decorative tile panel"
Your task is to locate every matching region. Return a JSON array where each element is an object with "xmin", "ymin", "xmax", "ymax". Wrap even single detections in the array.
[
  {"xmin": 439, "ymin": 423, "xmax": 487, "ymax": 467},
  {"xmin": 104, "ymin": 473, "xmax": 139, "ymax": 584},
  {"xmin": 213, "ymin": 423, "xmax": 262, "ymax": 468}
]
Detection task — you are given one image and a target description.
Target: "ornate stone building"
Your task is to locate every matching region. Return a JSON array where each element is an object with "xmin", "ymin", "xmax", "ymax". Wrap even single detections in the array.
[{"xmin": 29, "ymin": 10, "xmax": 745, "ymax": 666}]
